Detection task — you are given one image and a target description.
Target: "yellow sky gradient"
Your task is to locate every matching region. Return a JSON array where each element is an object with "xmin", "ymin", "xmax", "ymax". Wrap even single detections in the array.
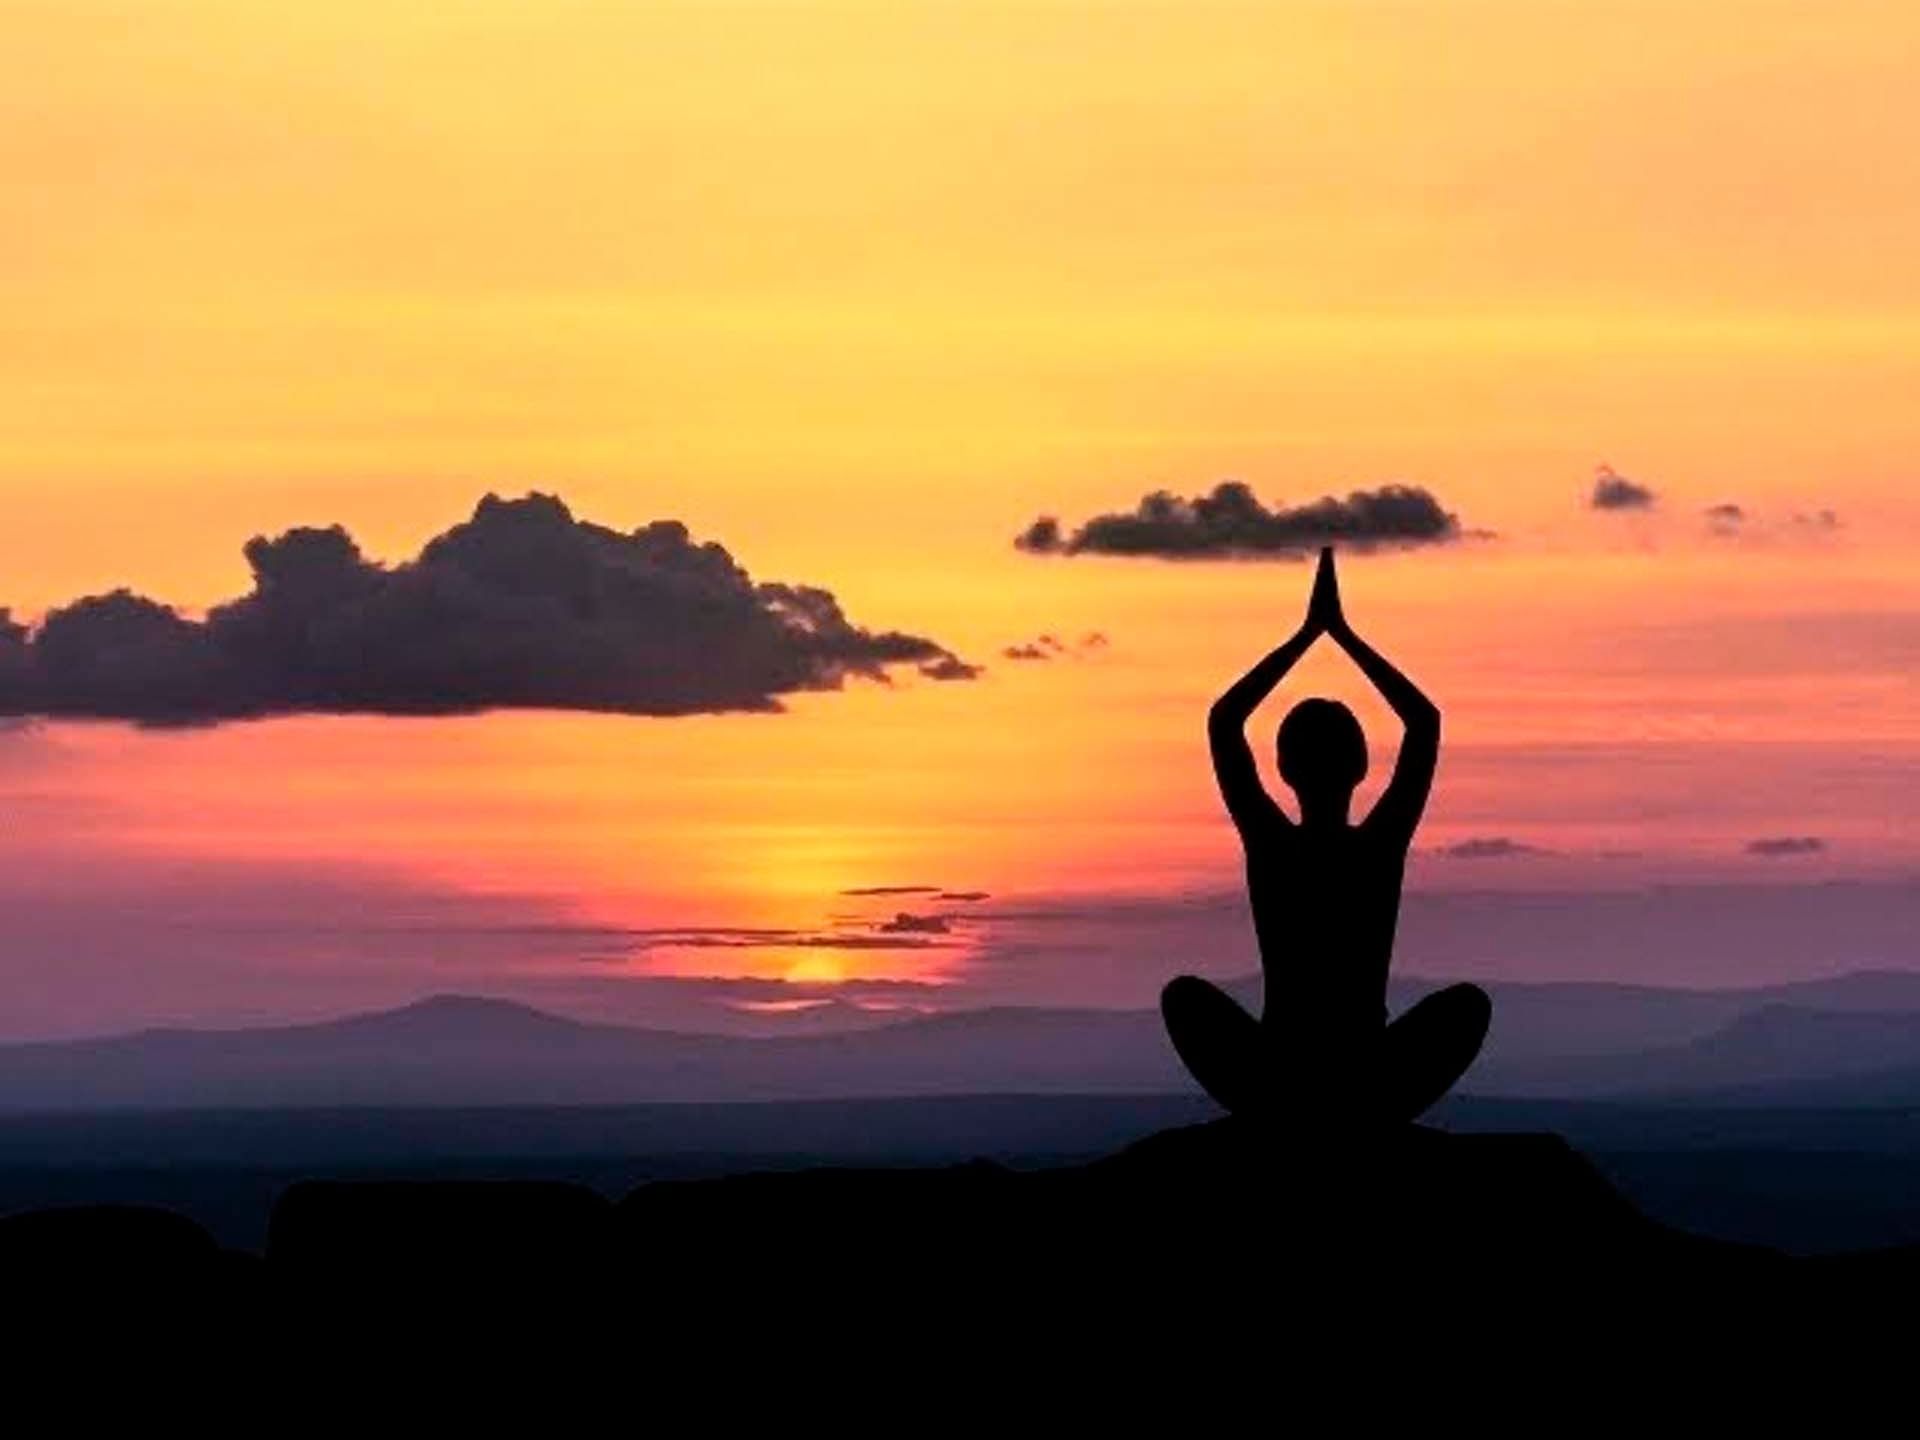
[{"xmin": 3, "ymin": 2, "xmax": 1918, "ymax": 1011}]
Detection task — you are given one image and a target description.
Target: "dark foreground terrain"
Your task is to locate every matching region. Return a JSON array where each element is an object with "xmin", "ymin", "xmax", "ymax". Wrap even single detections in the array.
[
  {"xmin": 6, "ymin": 1092, "xmax": 1920, "ymax": 1253},
  {"xmin": 4, "ymin": 1115, "xmax": 1914, "ymax": 1378}
]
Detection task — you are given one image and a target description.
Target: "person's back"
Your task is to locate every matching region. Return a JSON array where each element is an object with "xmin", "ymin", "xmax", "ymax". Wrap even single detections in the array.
[
  {"xmin": 1162, "ymin": 548, "xmax": 1490, "ymax": 1126},
  {"xmin": 1243, "ymin": 792, "xmax": 1409, "ymax": 1044}
]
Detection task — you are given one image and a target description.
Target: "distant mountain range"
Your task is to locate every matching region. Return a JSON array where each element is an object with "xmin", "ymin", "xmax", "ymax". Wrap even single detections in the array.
[
  {"xmin": 1407, "ymin": 970, "xmax": 1920, "ymax": 1098},
  {"xmin": 0, "ymin": 996, "xmax": 1181, "ymax": 1110},
  {"xmin": 5, "ymin": 970, "xmax": 1920, "ymax": 1111}
]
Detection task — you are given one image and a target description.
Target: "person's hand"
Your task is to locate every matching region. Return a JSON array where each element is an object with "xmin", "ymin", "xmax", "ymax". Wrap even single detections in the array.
[{"xmin": 1306, "ymin": 546, "xmax": 1346, "ymax": 636}]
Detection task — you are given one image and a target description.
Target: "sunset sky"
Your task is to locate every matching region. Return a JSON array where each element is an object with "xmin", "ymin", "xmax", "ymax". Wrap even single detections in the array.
[{"xmin": 3, "ymin": 1, "xmax": 1917, "ymax": 1038}]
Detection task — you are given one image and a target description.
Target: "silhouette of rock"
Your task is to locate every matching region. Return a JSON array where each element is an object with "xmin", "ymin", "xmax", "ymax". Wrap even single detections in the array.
[
  {"xmin": 6, "ymin": 1119, "xmax": 1913, "ymax": 1355},
  {"xmin": 267, "ymin": 1179, "xmax": 610, "ymax": 1288},
  {"xmin": 604, "ymin": 1118, "xmax": 1783, "ymax": 1344},
  {"xmin": 616, "ymin": 1158, "xmax": 1019, "ymax": 1303},
  {"xmin": 0, "ymin": 1203, "xmax": 238, "ymax": 1293}
]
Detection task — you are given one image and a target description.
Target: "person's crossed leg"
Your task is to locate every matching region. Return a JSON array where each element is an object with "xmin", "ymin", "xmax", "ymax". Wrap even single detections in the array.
[{"xmin": 1162, "ymin": 975, "xmax": 1491, "ymax": 1125}]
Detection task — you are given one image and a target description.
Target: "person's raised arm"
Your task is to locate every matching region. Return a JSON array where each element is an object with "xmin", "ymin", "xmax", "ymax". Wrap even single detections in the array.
[
  {"xmin": 1207, "ymin": 564, "xmax": 1332, "ymax": 833},
  {"xmin": 1314, "ymin": 548, "xmax": 1441, "ymax": 839}
]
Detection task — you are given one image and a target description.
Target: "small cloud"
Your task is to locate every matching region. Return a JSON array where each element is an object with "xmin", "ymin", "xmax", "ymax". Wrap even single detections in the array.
[
  {"xmin": 877, "ymin": 912, "xmax": 951, "ymax": 935},
  {"xmin": 841, "ymin": 885, "xmax": 942, "ymax": 897},
  {"xmin": 1792, "ymin": 509, "xmax": 1842, "ymax": 532},
  {"xmin": 1432, "ymin": 836, "xmax": 1550, "ymax": 860},
  {"xmin": 619, "ymin": 925, "xmax": 948, "ymax": 952},
  {"xmin": 1015, "ymin": 517, "xmax": 1065, "ymax": 554},
  {"xmin": 1746, "ymin": 836, "xmax": 1827, "ymax": 858},
  {"xmin": 1014, "ymin": 482, "xmax": 1467, "ymax": 561},
  {"xmin": 1705, "ymin": 503, "xmax": 1747, "ymax": 535},
  {"xmin": 677, "ymin": 933, "xmax": 945, "ymax": 952},
  {"xmin": 936, "ymin": 890, "xmax": 990, "ymax": 903},
  {"xmin": 919, "ymin": 655, "xmax": 983, "ymax": 681},
  {"xmin": 1002, "ymin": 633, "xmax": 1105, "ymax": 662},
  {"xmin": 1703, "ymin": 503, "xmax": 1843, "ymax": 544},
  {"xmin": 1590, "ymin": 465, "xmax": 1656, "ymax": 511}
]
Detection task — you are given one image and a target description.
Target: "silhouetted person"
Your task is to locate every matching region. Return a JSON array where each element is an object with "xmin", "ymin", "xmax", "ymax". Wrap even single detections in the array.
[{"xmin": 1163, "ymin": 547, "xmax": 1490, "ymax": 1127}]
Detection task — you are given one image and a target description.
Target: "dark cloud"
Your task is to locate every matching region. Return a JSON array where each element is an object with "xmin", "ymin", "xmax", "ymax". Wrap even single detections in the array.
[
  {"xmin": 877, "ymin": 912, "xmax": 952, "ymax": 935},
  {"xmin": 626, "ymin": 927, "xmax": 948, "ymax": 952},
  {"xmin": 1432, "ymin": 837, "xmax": 1550, "ymax": 861},
  {"xmin": 636, "ymin": 974, "xmax": 946, "ymax": 1002},
  {"xmin": 349, "ymin": 920, "xmax": 956, "ymax": 956},
  {"xmin": 1746, "ymin": 836, "xmax": 1827, "ymax": 858},
  {"xmin": 841, "ymin": 885, "xmax": 942, "ymax": 897},
  {"xmin": 1014, "ymin": 482, "xmax": 1465, "ymax": 560},
  {"xmin": 1004, "ymin": 634, "xmax": 1066, "ymax": 661},
  {"xmin": 1704, "ymin": 504, "xmax": 1844, "ymax": 542},
  {"xmin": 0, "ymin": 610, "xmax": 29, "ymax": 699},
  {"xmin": 1003, "ymin": 632, "xmax": 1110, "ymax": 662},
  {"xmin": 1590, "ymin": 466, "xmax": 1656, "ymax": 511},
  {"xmin": 937, "ymin": 891, "xmax": 991, "ymax": 903},
  {"xmin": 0, "ymin": 494, "xmax": 976, "ymax": 724},
  {"xmin": 918, "ymin": 655, "xmax": 984, "ymax": 681},
  {"xmin": 1705, "ymin": 503, "xmax": 1747, "ymax": 534},
  {"xmin": 1793, "ymin": 509, "xmax": 1842, "ymax": 531},
  {"xmin": 1015, "ymin": 517, "xmax": 1064, "ymax": 554}
]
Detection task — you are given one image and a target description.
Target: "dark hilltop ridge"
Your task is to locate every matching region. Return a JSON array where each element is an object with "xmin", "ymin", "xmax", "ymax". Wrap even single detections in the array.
[{"xmin": 4, "ymin": 1116, "xmax": 1911, "ymax": 1361}]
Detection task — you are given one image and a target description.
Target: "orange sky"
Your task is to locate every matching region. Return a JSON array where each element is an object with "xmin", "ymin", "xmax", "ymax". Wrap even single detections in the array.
[{"xmin": 2, "ymin": 2, "xmax": 1917, "ymax": 1029}]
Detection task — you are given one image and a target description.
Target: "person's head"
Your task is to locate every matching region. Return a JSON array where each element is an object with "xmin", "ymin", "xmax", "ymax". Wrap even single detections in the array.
[{"xmin": 1277, "ymin": 698, "xmax": 1367, "ymax": 812}]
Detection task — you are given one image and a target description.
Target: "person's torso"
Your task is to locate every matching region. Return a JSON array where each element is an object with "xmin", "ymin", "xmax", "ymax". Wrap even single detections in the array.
[{"xmin": 1243, "ymin": 819, "xmax": 1408, "ymax": 1030}]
